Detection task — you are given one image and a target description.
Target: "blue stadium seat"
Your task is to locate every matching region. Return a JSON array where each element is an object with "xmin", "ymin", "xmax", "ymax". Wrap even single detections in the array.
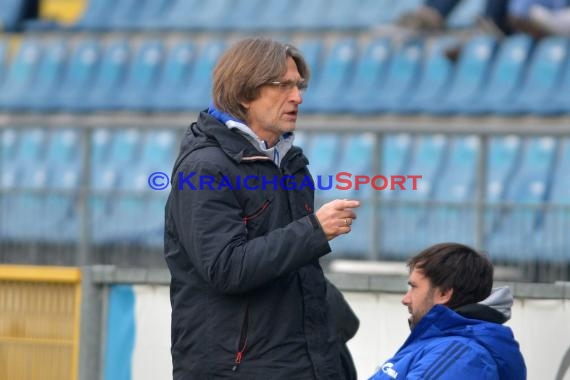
[
  {"xmin": 492, "ymin": 36, "xmax": 568, "ymax": 115},
  {"xmin": 98, "ymin": 129, "xmax": 175, "ymax": 245},
  {"xmin": 149, "ymin": 41, "xmax": 196, "ymax": 111},
  {"xmin": 106, "ymin": 0, "xmax": 149, "ymax": 30},
  {"xmin": 328, "ymin": 133, "xmax": 376, "ymax": 200},
  {"xmin": 487, "ymin": 137, "xmax": 557, "ymax": 262},
  {"xmin": 16, "ymin": 39, "xmax": 68, "ymax": 111},
  {"xmin": 0, "ymin": 129, "xmax": 17, "ymax": 230},
  {"xmin": 131, "ymin": 0, "xmax": 176, "ymax": 29},
  {"xmin": 530, "ymin": 42, "xmax": 570, "ymax": 116},
  {"xmin": 0, "ymin": 129, "xmax": 49, "ymax": 241},
  {"xmin": 140, "ymin": 194, "xmax": 168, "ymax": 247},
  {"xmin": 447, "ymin": 0, "xmax": 486, "ymax": 28},
  {"xmin": 75, "ymin": 0, "xmax": 115, "ymax": 30},
  {"xmin": 461, "ymin": 34, "xmax": 533, "ymax": 115},
  {"xmin": 287, "ymin": 0, "xmax": 329, "ymax": 30},
  {"xmin": 129, "ymin": 130, "xmax": 174, "ymax": 245},
  {"xmin": 535, "ymin": 138, "xmax": 570, "ymax": 262},
  {"xmin": 45, "ymin": 129, "xmax": 81, "ymax": 183},
  {"xmin": 426, "ymin": 35, "xmax": 497, "ymax": 115},
  {"xmin": 320, "ymin": 0, "xmax": 363, "ymax": 29},
  {"xmin": 103, "ymin": 0, "xmax": 138, "ymax": 30},
  {"xmin": 91, "ymin": 129, "xmax": 143, "ymax": 244},
  {"xmin": 330, "ymin": 202, "xmax": 373, "ymax": 259},
  {"xmin": 394, "ymin": 36, "xmax": 456, "ymax": 114},
  {"xmin": 225, "ymin": 0, "xmax": 269, "ymax": 30},
  {"xmin": 174, "ymin": 40, "xmax": 226, "ymax": 111},
  {"xmin": 0, "ymin": 38, "xmax": 43, "ymax": 110},
  {"xmin": 0, "ymin": 0, "xmax": 26, "ymax": 31},
  {"xmin": 138, "ymin": 130, "xmax": 177, "ymax": 173},
  {"xmin": 311, "ymin": 133, "xmax": 342, "ymax": 203},
  {"xmin": 116, "ymin": 40, "xmax": 165, "ymax": 110},
  {"xmin": 173, "ymin": 0, "xmax": 233, "ymax": 30},
  {"xmin": 52, "ymin": 38, "xmax": 102, "ymax": 111},
  {"xmin": 328, "ymin": 133, "xmax": 376, "ymax": 258},
  {"xmin": 349, "ymin": 0, "xmax": 397, "ymax": 27},
  {"xmin": 253, "ymin": 0, "xmax": 297, "ymax": 30},
  {"xmin": 340, "ymin": 38, "xmax": 391, "ymax": 113},
  {"xmin": 362, "ymin": 0, "xmax": 423, "ymax": 25},
  {"xmin": 43, "ymin": 129, "xmax": 82, "ymax": 242},
  {"xmin": 370, "ymin": 132, "xmax": 418, "ymax": 258},
  {"xmin": 349, "ymin": 39, "xmax": 422, "ymax": 114},
  {"xmin": 380, "ymin": 134, "xmax": 413, "ymax": 201},
  {"xmin": 0, "ymin": 128, "xmax": 18, "ymax": 230},
  {"xmin": 90, "ymin": 129, "xmax": 113, "ymax": 187},
  {"xmin": 399, "ymin": 134, "xmax": 448, "ymax": 201},
  {"xmin": 159, "ymin": 0, "xmax": 199, "ymax": 30},
  {"xmin": 380, "ymin": 135, "xmax": 449, "ymax": 257},
  {"xmin": 108, "ymin": 129, "xmax": 143, "ymax": 166},
  {"xmin": 435, "ymin": 136, "xmax": 479, "ymax": 202},
  {"xmin": 0, "ymin": 128, "xmax": 17, "ymax": 164},
  {"xmin": 0, "ymin": 39, "xmax": 8, "ymax": 85},
  {"xmin": 392, "ymin": 0, "xmax": 425, "ymax": 22},
  {"xmin": 426, "ymin": 136, "xmax": 480, "ymax": 246},
  {"xmin": 486, "ymin": 135, "xmax": 522, "ymax": 204},
  {"xmin": 296, "ymin": 39, "xmax": 324, "ymax": 88},
  {"xmin": 67, "ymin": 39, "xmax": 130, "ymax": 112},
  {"xmin": 303, "ymin": 39, "xmax": 357, "ymax": 112}
]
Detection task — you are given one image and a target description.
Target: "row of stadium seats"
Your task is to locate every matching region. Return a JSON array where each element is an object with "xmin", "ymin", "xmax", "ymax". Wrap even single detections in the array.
[
  {"xmin": 2, "ymin": 128, "xmax": 569, "ymax": 262},
  {"xmin": 22, "ymin": 0, "xmax": 485, "ymax": 32},
  {"xmin": 1, "ymin": 33, "xmax": 570, "ymax": 115},
  {"xmin": 0, "ymin": 128, "xmax": 174, "ymax": 246}
]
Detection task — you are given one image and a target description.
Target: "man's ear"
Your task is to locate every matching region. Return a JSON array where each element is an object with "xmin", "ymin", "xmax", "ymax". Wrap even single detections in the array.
[
  {"xmin": 241, "ymin": 101, "xmax": 250, "ymax": 110},
  {"xmin": 435, "ymin": 287, "xmax": 453, "ymax": 305}
]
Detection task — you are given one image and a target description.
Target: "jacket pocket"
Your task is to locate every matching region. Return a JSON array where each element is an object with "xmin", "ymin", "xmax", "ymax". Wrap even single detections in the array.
[{"xmin": 243, "ymin": 198, "xmax": 271, "ymax": 225}]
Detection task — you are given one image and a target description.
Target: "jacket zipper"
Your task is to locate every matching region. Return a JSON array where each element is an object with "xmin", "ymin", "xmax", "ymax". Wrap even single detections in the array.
[
  {"xmin": 243, "ymin": 200, "xmax": 270, "ymax": 225},
  {"xmin": 232, "ymin": 305, "xmax": 249, "ymax": 372}
]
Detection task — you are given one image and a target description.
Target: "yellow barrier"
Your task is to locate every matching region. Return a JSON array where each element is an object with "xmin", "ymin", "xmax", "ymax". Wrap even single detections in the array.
[
  {"xmin": 40, "ymin": 0, "xmax": 86, "ymax": 25},
  {"xmin": 0, "ymin": 265, "xmax": 81, "ymax": 380}
]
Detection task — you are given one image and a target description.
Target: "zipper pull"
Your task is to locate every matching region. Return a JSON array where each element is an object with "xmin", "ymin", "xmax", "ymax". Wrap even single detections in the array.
[{"xmin": 232, "ymin": 351, "xmax": 244, "ymax": 371}]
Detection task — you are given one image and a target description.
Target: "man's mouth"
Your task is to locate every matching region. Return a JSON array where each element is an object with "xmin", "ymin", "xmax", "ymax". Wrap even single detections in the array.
[{"xmin": 284, "ymin": 110, "xmax": 298, "ymax": 119}]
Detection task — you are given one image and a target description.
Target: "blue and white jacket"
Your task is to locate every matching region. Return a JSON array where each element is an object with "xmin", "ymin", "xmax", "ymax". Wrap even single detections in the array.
[{"xmin": 369, "ymin": 290, "xmax": 526, "ymax": 380}]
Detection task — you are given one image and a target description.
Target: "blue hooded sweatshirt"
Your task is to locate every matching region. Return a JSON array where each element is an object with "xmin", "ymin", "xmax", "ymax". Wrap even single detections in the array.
[{"xmin": 369, "ymin": 300, "xmax": 526, "ymax": 380}]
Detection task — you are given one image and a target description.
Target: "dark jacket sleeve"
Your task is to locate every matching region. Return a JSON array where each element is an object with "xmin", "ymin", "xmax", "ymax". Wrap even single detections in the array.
[{"xmin": 170, "ymin": 159, "xmax": 331, "ymax": 294}]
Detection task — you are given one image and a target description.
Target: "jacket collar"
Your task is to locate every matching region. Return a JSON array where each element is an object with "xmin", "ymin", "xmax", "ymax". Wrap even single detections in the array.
[
  {"xmin": 186, "ymin": 112, "xmax": 307, "ymax": 170},
  {"xmin": 206, "ymin": 106, "xmax": 294, "ymax": 167},
  {"xmin": 196, "ymin": 111, "xmax": 271, "ymax": 163}
]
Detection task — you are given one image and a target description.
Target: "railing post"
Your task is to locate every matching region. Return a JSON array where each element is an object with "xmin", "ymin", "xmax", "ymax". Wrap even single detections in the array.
[{"xmin": 475, "ymin": 134, "xmax": 489, "ymax": 250}]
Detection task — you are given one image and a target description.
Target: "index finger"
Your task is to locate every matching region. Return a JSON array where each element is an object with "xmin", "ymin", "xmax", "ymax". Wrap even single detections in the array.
[{"xmin": 334, "ymin": 199, "xmax": 360, "ymax": 209}]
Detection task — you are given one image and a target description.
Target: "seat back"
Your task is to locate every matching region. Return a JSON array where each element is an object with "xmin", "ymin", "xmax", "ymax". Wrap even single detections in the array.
[
  {"xmin": 445, "ymin": 35, "xmax": 496, "ymax": 102},
  {"xmin": 516, "ymin": 37, "xmax": 568, "ymax": 103}
]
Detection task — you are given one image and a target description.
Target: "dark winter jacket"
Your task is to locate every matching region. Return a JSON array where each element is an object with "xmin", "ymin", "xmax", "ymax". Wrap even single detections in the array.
[{"xmin": 164, "ymin": 112, "xmax": 358, "ymax": 380}]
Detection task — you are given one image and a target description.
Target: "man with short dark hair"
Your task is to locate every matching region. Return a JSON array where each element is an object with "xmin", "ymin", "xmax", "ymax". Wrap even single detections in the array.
[
  {"xmin": 164, "ymin": 37, "xmax": 360, "ymax": 380},
  {"xmin": 369, "ymin": 242, "xmax": 526, "ymax": 380}
]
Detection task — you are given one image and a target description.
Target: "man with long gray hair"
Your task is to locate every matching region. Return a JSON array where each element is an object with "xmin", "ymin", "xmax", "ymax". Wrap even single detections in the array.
[{"xmin": 164, "ymin": 37, "xmax": 360, "ymax": 379}]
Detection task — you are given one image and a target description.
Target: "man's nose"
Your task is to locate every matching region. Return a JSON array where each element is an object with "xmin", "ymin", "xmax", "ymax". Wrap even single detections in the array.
[
  {"xmin": 289, "ymin": 87, "xmax": 303, "ymax": 104},
  {"xmin": 402, "ymin": 291, "xmax": 411, "ymax": 306}
]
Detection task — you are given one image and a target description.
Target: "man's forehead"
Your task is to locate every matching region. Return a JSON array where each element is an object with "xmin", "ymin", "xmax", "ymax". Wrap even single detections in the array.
[{"xmin": 409, "ymin": 268, "xmax": 427, "ymax": 282}]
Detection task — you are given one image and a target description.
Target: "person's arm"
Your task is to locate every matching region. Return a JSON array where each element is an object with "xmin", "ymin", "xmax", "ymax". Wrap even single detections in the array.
[
  {"xmin": 404, "ymin": 340, "xmax": 499, "ymax": 380},
  {"xmin": 171, "ymin": 159, "xmax": 354, "ymax": 294}
]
